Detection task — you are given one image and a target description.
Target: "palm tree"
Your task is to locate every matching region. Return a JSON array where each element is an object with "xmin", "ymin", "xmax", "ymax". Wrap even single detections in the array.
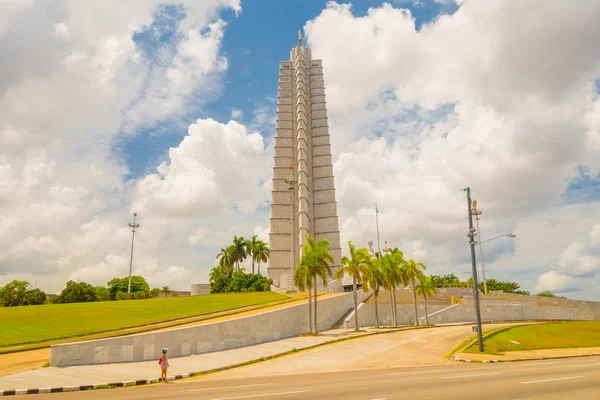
[
  {"xmin": 294, "ymin": 263, "xmax": 313, "ymax": 333},
  {"xmin": 216, "ymin": 247, "xmax": 234, "ymax": 276},
  {"xmin": 253, "ymin": 241, "xmax": 270, "ymax": 275},
  {"xmin": 150, "ymin": 288, "xmax": 161, "ymax": 298},
  {"xmin": 363, "ymin": 256, "xmax": 384, "ymax": 328},
  {"xmin": 380, "ymin": 249, "xmax": 406, "ymax": 326},
  {"xmin": 295, "ymin": 235, "xmax": 333, "ymax": 334},
  {"xmin": 161, "ymin": 286, "xmax": 170, "ymax": 298},
  {"xmin": 416, "ymin": 276, "xmax": 437, "ymax": 325},
  {"xmin": 335, "ymin": 241, "xmax": 372, "ymax": 332},
  {"xmin": 403, "ymin": 258, "xmax": 427, "ymax": 326},
  {"xmin": 231, "ymin": 236, "xmax": 248, "ymax": 272},
  {"xmin": 249, "ymin": 235, "xmax": 259, "ymax": 274}
]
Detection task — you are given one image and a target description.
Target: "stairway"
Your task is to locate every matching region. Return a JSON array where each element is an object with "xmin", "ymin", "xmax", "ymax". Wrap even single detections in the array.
[{"xmin": 331, "ymin": 308, "xmax": 355, "ymax": 329}]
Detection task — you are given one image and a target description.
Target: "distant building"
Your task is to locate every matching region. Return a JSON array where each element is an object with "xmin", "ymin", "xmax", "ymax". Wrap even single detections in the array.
[
  {"xmin": 167, "ymin": 290, "xmax": 190, "ymax": 298},
  {"xmin": 191, "ymin": 284, "xmax": 210, "ymax": 296}
]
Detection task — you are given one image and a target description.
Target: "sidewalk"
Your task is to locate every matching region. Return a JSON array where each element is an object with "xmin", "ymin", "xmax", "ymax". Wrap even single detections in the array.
[{"xmin": 0, "ymin": 329, "xmax": 367, "ymax": 391}]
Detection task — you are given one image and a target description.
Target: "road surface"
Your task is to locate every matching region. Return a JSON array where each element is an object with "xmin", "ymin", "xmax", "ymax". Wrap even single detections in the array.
[{"xmin": 31, "ymin": 356, "xmax": 600, "ymax": 399}]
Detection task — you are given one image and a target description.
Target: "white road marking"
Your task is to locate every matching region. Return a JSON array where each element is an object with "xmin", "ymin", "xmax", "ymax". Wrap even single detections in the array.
[
  {"xmin": 442, "ymin": 372, "xmax": 501, "ymax": 379},
  {"xmin": 182, "ymin": 383, "xmax": 276, "ymax": 392},
  {"xmin": 522, "ymin": 376, "xmax": 584, "ymax": 385},
  {"xmin": 571, "ymin": 363, "xmax": 600, "ymax": 368},
  {"xmin": 510, "ymin": 340, "xmax": 521, "ymax": 345},
  {"xmin": 390, "ymin": 369, "xmax": 452, "ymax": 376},
  {"xmin": 210, "ymin": 390, "xmax": 313, "ymax": 400}
]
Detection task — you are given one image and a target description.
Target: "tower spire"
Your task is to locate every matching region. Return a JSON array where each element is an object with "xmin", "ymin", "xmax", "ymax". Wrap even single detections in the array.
[{"xmin": 298, "ymin": 29, "xmax": 303, "ymax": 46}]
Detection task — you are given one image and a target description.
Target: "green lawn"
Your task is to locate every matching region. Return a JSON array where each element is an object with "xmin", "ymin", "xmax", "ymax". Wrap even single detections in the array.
[
  {"xmin": 0, "ymin": 292, "xmax": 287, "ymax": 347},
  {"xmin": 464, "ymin": 321, "xmax": 600, "ymax": 354}
]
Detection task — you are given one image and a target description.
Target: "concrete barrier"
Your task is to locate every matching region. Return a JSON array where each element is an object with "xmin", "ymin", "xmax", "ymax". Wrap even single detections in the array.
[
  {"xmin": 429, "ymin": 301, "xmax": 600, "ymax": 324},
  {"xmin": 50, "ymin": 291, "xmax": 371, "ymax": 367},
  {"xmin": 345, "ymin": 296, "xmax": 600, "ymax": 328},
  {"xmin": 344, "ymin": 303, "xmax": 450, "ymax": 328}
]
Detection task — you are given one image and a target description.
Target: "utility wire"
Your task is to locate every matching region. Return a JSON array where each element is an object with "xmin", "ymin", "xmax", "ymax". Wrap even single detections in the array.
[
  {"xmin": 0, "ymin": 183, "xmax": 230, "ymax": 209},
  {"xmin": 0, "ymin": 126, "xmax": 271, "ymax": 169},
  {"xmin": 0, "ymin": 197, "xmax": 260, "ymax": 221},
  {"xmin": 1, "ymin": 125, "xmax": 502, "ymax": 197}
]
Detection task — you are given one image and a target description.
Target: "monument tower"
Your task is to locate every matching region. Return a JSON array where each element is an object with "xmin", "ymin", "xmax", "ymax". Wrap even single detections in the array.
[{"xmin": 267, "ymin": 31, "xmax": 342, "ymax": 291}]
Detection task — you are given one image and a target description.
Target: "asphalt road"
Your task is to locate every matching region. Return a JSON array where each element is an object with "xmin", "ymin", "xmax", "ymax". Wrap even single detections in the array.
[{"xmin": 31, "ymin": 356, "xmax": 600, "ymax": 399}]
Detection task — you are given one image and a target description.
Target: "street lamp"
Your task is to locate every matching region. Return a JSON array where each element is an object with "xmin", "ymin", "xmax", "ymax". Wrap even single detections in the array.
[
  {"xmin": 476, "ymin": 233, "xmax": 516, "ymax": 246},
  {"xmin": 470, "ymin": 200, "xmax": 517, "ymax": 294},
  {"xmin": 127, "ymin": 213, "xmax": 140, "ymax": 294}
]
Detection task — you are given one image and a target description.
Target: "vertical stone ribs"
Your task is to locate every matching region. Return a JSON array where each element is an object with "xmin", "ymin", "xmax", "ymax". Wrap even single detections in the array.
[
  {"xmin": 268, "ymin": 39, "xmax": 342, "ymax": 290},
  {"xmin": 309, "ymin": 59, "xmax": 342, "ymax": 268},
  {"xmin": 293, "ymin": 45, "xmax": 312, "ymax": 258}
]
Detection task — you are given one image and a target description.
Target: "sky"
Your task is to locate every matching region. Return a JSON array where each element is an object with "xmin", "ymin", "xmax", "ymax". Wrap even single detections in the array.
[{"xmin": 1, "ymin": 0, "xmax": 599, "ymax": 301}]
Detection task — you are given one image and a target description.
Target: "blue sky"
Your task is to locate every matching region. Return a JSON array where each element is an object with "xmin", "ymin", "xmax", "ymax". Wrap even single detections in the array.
[{"xmin": 123, "ymin": 0, "xmax": 458, "ymax": 180}]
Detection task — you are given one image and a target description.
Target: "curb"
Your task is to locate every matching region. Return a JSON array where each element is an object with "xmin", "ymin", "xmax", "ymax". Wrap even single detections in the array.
[
  {"xmin": 0, "ymin": 375, "xmax": 189, "ymax": 396},
  {"xmin": 453, "ymin": 352, "xmax": 600, "ymax": 364}
]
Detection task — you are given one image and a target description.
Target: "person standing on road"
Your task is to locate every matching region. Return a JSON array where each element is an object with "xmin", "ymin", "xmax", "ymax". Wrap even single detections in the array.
[{"xmin": 159, "ymin": 348, "xmax": 169, "ymax": 383}]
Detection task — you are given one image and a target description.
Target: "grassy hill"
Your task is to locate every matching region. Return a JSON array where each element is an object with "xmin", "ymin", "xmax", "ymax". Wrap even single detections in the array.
[{"xmin": 0, "ymin": 292, "xmax": 287, "ymax": 348}]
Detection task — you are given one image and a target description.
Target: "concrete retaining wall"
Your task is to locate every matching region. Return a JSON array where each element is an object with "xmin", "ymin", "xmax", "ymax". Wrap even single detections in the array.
[
  {"xmin": 50, "ymin": 291, "xmax": 371, "ymax": 367},
  {"xmin": 345, "ymin": 295, "xmax": 600, "ymax": 328},
  {"xmin": 344, "ymin": 303, "xmax": 450, "ymax": 328},
  {"xmin": 429, "ymin": 301, "xmax": 600, "ymax": 324},
  {"xmin": 317, "ymin": 279, "xmax": 344, "ymax": 293}
]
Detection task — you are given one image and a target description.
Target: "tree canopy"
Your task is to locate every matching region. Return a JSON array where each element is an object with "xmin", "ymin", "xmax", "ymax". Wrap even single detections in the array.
[
  {"xmin": 55, "ymin": 280, "xmax": 98, "ymax": 303},
  {"xmin": 0, "ymin": 280, "xmax": 47, "ymax": 307},
  {"xmin": 107, "ymin": 276, "xmax": 150, "ymax": 300}
]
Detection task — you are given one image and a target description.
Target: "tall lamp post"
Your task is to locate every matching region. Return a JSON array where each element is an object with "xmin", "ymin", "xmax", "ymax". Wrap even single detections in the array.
[
  {"xmin": 127, "ymin": 213, "xmax": 140, "ymax": 294},
  {"xmin": 463, "ymin": 187, "xmax": 484, "ymax": 352}
]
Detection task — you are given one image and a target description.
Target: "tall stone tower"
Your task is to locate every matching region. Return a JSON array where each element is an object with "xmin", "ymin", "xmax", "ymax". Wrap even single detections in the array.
[{"xmin": 267, "ymin": 32, "xmax": 342, "ymax": 291}]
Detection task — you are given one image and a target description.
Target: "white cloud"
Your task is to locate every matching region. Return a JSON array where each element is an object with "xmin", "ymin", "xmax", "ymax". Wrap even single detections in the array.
[
  {"xmin": 557, "ymin": 224, "xmax": 600, "ymax": 276},
  {"xmin": 132, "ymin": 118, "xmax": 271, "ymax": 216},
  {"xmin": 188, "ymin": 227, "xmax": 207, "ymax": 246},
  {"xmin": 535, "ymin": 271, "xmax": 582, "ymax": 294},
  {"xmin": 231, "ymin": 108, "xmax": 243, "ymax": 120},
  {"xmin": 53, "ymin": 23, "xmax": 70, "ymax": 40}
]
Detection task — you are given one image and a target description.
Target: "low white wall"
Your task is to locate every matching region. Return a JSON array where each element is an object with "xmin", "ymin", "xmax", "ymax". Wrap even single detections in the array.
[
  {"xmin": 344, "ymin": 303, "xmax": 449, "ymax": 328},
  {"xmin": 429, "ymin": 301, "xmax": 600, "ymax": 324},
  {"xmin": 50, "ymin": 291, "xmax": 370, "ymax": 367},
  {"xmin": 345, "ymin": 297, "xmax": 600, "ymax": 328}
]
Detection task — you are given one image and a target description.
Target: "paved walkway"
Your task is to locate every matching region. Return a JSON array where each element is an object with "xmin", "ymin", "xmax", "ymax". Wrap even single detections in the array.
[
  {"xmin": 203, "ymin": 324, "xmax": 498, "ymax": 380},
  {"xmin": 0, "ymin": 329, "xmax": 367, "ymax": 391}
]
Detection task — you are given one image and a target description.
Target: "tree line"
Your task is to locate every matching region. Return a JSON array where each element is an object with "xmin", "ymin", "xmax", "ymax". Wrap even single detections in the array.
[
  {"xmin": 210, "ymin": 235, "xmax": 272, "ymax": 293},
  {"xmin": 0, "ymin": 276, "xmax": 173, "ymax": 307}
]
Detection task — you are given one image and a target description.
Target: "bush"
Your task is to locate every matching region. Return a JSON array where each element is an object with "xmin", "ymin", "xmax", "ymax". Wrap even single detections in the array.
[
  {"xmin": 94, "ymin": 286, "xmax": 111, "ymax": 302},
  {"xmin": 107, "ymin": 276, "xmax": 150, "ymax": 300},
  {"xmin": 116, "ymin": 291, "xmax": 131, "ymax": 301},
  {"xmin": 0, "ymin": 281, "xmax": 47, "ymax": 307},
  {"xmin": 209, "ymin": 269, "xmax": 273, "ymax": 294},
  {"xmin": 55, "ymin": 281, "xmax": 98, "ymax": 304},
  {"xmin": 24, "ymin": 288, "xmax": 47, "ymax": 305}
]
